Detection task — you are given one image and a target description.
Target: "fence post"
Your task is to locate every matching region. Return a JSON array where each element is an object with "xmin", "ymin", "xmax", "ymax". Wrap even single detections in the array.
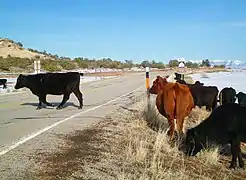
[
  {"xmin": 145, "ymin": 67, "xmax": 150, "ymax": 109},
  {"xmin": 34, "ymin": 60, "xmax": 37, "ymax": 74},
  {"xmin": 37, "ymin": 60, "xmax": 41, "ymax": 73}
]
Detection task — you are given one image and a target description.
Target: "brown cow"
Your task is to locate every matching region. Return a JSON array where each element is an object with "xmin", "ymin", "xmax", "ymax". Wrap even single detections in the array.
[{"xmin": 149, "ymin": 76, "xmax": 195, "ymax": 140}]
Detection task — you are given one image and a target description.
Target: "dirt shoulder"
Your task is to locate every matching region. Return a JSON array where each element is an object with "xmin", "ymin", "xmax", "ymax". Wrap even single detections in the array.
[{"xmin": 29, "ymin": 92, "xmax": 246, "ymax": 180}]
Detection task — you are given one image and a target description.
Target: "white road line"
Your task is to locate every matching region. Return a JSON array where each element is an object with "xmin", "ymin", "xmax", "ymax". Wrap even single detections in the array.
[{"xmin": 0, "ymin": 86, "xmax": 143, "ymax": 157}]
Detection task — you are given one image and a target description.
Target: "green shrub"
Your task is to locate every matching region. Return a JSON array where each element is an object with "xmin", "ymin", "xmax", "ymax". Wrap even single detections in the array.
[{"xmin": 59, "ymin": 60, "xmax": 77, "ymax": 70}]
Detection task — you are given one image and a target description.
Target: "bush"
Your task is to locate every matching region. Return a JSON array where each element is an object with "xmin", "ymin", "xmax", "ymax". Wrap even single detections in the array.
[
  {"xmin": 185, "ymin": 61, "xmax": 199, "ymax": 68},
  {"xmin": 41, "ymin": 59, "xmax": 61, "ymax": 72},
  {"xmin": 43, "ymin": 62, "xmax": 61, "ymax": 72},
  {"xmin": 59, "ymin": 60, "xmax": 77, "ymax": 70},
  {"xmin": 0, "ymin": 56, "xmax": 33, "ymax": 71},
  {"xmin": 168, "ymin": 60, "xmax": 179, "ymax": 67}
]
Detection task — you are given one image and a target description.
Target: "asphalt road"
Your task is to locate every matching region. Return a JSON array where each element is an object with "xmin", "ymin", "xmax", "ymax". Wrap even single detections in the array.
[{"xmin": 0, "ymin": 71, "xmax": 168, "ymax": 179}]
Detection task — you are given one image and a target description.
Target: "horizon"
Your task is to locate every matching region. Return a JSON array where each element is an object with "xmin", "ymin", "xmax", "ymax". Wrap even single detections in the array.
[{"xmin": 1, "ymin": 0, "xmax": 246, "ymax": 63}]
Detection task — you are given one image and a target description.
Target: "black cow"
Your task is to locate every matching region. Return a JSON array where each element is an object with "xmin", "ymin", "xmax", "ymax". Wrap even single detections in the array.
[
  {"xmin": 174, "ymin": 72, "xmax": 204, "ymax": 86},
  {"xmin": 174, "ymin": 72, "xmax": 184, "ymax": 81},
  {"xmin": 189, "ymin": 85, "xmax": 219, "ymax": 111},
  {"xmin": 176, "ymin": 79, "xmax": 217, "ymax": 111},
  {"xmin": 218, "ymin": 87, "xmax": 237, "ymax": 105},
  {"xmin": 173, "ymin": 73, "xmax": 217, "ymax": 111},
  {"xmin": 184, "ymin": 103, "xmax": 246, "ymax": 169},
  {"xmin": 236, "ymin": 92, "xmax": 246, "ymax": 106},
  {"xmin": 0, "ymin": 78, "xmax": 7, "ymax": 89},
  {"xmin": 175, "ymin": 78, "xmax": 187, "ymax": 84},
  {"xmin": 14, "ymin": 72, "xmax": 84, "ymax": 110}
]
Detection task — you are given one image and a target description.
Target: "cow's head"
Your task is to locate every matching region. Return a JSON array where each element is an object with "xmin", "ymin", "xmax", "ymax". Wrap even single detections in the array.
[
  {"xmin": 14, "ymin": 74, "xmax": 27, "ymax": 89},
  {"xmin": 149, "ymin": 75, "xmax": 168, "ymax": 94},
  {"xmin": 174, "ymin": 72, "xmax": 182, "ymax": 80},
  {"xmin": 236, "ymin": 92, "xmax": 243, "ymax": 99},
  {"xmin": 184, "ymin": 128, "xmax": 203, "ymax": 156},
  {"xmin": 194, "ymin": 81, "xmax": 204, "ymax": 86}
]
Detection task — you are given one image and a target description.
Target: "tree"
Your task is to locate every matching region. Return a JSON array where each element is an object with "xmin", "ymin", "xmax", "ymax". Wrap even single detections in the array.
[
  {"xmin": 140, "ymin": 60, "xmax": 151, "ymax": 68},
  {"xmin": 151, "ymin": 61, "xmax": 165, "ymax": 69},
  {"xmin": 214, "ymin": 64, "xmax": 225, "ymax": 68},
  {"xmin": 59, "ymin": 60, "xmax": 77, "ymax": 70},
  {"xmin": 124, "ymin": 60, "xmax": 134, "ymax": 68},
  {"xmin": 185, "ymin": 61, "xmax": 199, "ymax": 68},
  {"xmin": 168, "ymin": 59, "xmax": 179, "ymax": 67},
  {"xmin": 16, "ymin": 42, "xmax": 23, "ymax": 47},
  {"xmin": 201, "ymin": 59, "xmax": 211, "ymax": 67}
]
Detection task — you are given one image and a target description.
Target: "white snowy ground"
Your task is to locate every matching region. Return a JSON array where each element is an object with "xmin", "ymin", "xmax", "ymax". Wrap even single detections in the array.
[
  {"xmin": 190, "ymin": 70, "xmax": 246, "ymax": 98},
  {"xmin": 0, "ymin": 76, "xmax": 118, "ymax": 94}
]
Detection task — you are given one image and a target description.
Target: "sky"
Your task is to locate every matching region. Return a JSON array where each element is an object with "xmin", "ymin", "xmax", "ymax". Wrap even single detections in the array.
[{"xmin": 1, "ymin": 0, "xmax": 246, "ymax": 63}]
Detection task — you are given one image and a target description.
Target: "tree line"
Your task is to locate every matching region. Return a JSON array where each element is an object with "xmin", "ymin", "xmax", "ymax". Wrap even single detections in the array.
[{"xmin": 0, "ymin": 54, "xmax": 225, "ymax": 73}]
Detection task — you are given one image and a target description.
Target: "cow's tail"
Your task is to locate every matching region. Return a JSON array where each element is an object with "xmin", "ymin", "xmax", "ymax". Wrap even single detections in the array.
[{"xmin": 212, "ymin": 94, "xmax": 218, "ymax": 110}]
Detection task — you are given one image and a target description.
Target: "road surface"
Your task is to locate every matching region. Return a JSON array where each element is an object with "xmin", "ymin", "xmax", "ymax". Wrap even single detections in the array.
[{"xmin": 0, "ymin": 71, "xmax": 168, "ymax": 179}]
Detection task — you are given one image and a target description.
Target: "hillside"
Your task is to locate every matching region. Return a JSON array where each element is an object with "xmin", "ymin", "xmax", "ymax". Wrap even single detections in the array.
[
  {"xmin": 0, "ymin": 38, "xmax": 49, "ymax": 59},
  {"xmin": 0, "ymin": 38, "xmax": 139, "ymax": 73}
]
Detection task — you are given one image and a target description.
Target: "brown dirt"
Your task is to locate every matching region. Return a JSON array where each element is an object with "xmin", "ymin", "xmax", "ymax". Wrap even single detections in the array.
[{"xmin": 27, "ymin": 97, "xmax": 246, "ymax": 180}]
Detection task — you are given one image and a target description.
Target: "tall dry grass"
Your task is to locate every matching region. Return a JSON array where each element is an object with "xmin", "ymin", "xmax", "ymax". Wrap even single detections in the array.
[
  {"xmin": 34, "ymin": 83, "xmax": 246, "ymax": 180},
  {"xmin": 73, "ymin": 97, "xmax": 238, "ymax": 180}
]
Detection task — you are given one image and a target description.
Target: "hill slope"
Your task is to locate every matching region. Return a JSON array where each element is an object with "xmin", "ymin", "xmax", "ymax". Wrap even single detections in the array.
[{"xmin": 0, "ymin": 38, "xmax": 53, "ymax": 60}]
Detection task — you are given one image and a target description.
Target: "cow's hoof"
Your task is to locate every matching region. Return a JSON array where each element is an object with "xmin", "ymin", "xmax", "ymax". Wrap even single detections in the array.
[
  {"xmin": 239, "ymin": 162, "xmax": 245, "ymax": 169},
  {"xmin": 78, "ymin": 106, "xmax": 83, "ymax": 109},
  {"xmin": 229, "ymin": 164, "xmax": 237, "ymax": 169},
  {"xmin": 56, "ymin": 106, "xmax": 62, "ymax": 110},
  {"xmin": 36, "ymin": 107, "xmax": 42, "ymax": 110}
]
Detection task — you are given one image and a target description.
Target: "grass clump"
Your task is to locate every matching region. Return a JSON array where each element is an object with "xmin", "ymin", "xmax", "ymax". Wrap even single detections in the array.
[{"xmin": 31, "ymin": 95, "xmax": 246, "ymax": 180}]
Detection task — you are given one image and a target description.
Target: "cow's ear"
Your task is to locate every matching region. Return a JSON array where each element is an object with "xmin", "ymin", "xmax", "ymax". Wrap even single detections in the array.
[{"xmin": 18, "ymin": 74, "xmax": 23, "ymax": 79}]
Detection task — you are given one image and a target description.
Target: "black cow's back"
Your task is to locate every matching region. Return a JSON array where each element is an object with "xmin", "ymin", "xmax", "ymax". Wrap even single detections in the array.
[
  {"xmin": 189, "ymin": 85, "xmax": 218, "ymax": 110},
  {"xmin": 40, "ymin": 72, "xmax": 81, "ymax": 95},
  {"xmin": 192, "ymin": 103, "xmax": 246, "ymax": 144}
]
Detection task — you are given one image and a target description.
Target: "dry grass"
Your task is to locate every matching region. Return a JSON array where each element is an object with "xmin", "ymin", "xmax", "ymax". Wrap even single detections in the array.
[{"xmin": 31, "ymin": 95, "xmax": 246, "ymax": 180}]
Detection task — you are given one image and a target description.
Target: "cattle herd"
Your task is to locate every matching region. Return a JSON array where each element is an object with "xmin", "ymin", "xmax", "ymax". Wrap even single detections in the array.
[
  {"xmin": 149, "ymin": 72, "xmax": 246, "ymax": 169},
  {"xmin": 1, "ymin": 71, "xmax": 246, "ymax": 169}
]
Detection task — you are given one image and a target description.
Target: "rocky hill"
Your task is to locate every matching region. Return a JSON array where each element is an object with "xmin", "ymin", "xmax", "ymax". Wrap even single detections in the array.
[{"xmin": 0, "ymin": 38, "xmax": 55, "ymax": 60}]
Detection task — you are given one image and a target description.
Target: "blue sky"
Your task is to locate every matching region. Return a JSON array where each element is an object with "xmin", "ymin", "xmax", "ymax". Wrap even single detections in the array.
[{"xmin": 1, "ymin": 0, "xmax": 246, "ymax": 63}]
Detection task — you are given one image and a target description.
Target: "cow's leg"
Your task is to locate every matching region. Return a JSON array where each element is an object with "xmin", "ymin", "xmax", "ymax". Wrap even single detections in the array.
[
  {"xmin": 238, "ymin": 148, "xmax": 244, "ymax": 169},
  {"xmin": 73, "ymin": 87, "xmax": 83, "ymax": 109},
  {"xmin": 3, "ymin": 83, "xmax": 7, "ymax": 89},
  {"xmin": 41, "ymin": 95, "xmax": 55, "ymax": 107},
  {"xmin": 166, "ymin": 116, "xmax": 176, "ymax": 141},
  {"xmin": 229, "ymin": 138, "xmax": 241, "ymax": 169},
  {"xmin": 37, "ymin": 97, "xmax": 43, "ymax": 110},
  {"xmin": 176, "ymin": 115, "xmax": 186, "ymax": 139},
  {"xmin": 56, "ymin": 93, "xmax": 70, "ymax": 110}
]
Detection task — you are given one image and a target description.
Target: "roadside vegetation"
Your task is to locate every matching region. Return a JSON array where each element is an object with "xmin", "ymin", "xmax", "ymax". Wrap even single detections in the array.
[
  {"xmin": 31, "ymin": 94, "xmax": 246, "ymax": 180},
  {"xmin": 0, "ymin": 38, "xmax": 226, "ymax": 73}
]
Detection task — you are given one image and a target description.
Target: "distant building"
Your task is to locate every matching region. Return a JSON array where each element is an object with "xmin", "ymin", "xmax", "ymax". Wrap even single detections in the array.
[
  {"xmin": 178, "ymin": 57, "xmax": 185, "ymax": 68},
  {"xmin": 178, "ymin": 61, "xmax": 185, "ymax": 68}
]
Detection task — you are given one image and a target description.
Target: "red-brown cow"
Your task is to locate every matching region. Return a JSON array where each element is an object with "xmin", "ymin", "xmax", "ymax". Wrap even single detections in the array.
[{"xmin": 149, "ymin": 76, "xmax": 195, "ymax": 140}]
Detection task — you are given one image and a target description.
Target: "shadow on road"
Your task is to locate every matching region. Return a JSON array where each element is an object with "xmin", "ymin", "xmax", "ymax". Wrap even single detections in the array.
[
  {"xmin": 20, "ymin": 102, "xmax": 115, "ymax": 109},
  {"xmin": 20, "ymin": 102, "xmax": 79, "ymax": 109}
]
